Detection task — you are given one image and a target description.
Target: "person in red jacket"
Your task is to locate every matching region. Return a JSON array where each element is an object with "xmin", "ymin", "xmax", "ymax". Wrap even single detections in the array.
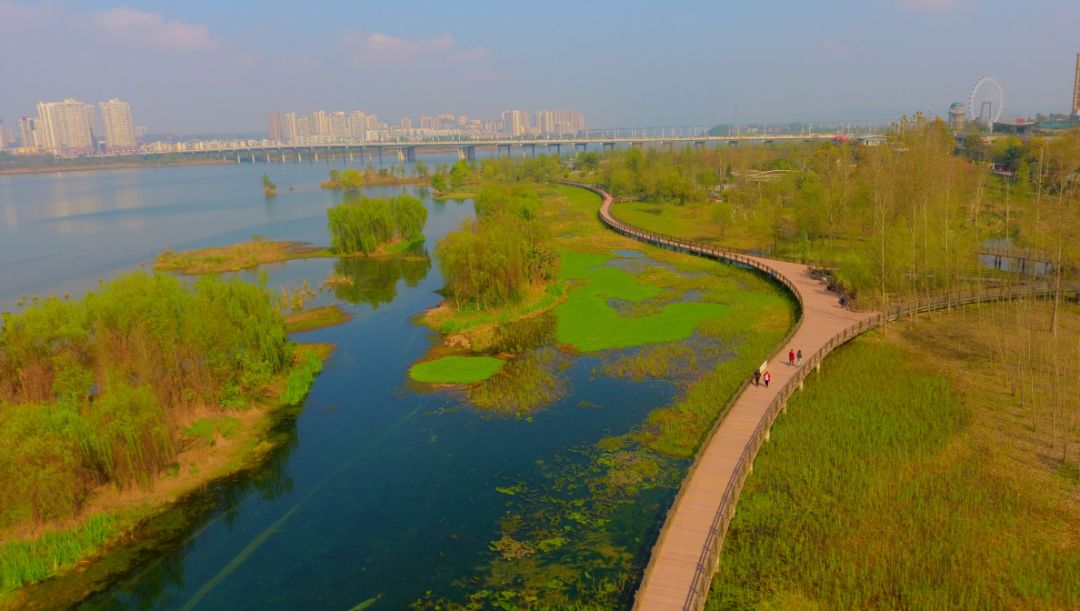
[
  {"xmin": 763, "ymin": 370, "xmax": 772, "ymax": 388},
  {"xmin": 788, "ymin": 349, "xmax": 795, "ymax": 366}
]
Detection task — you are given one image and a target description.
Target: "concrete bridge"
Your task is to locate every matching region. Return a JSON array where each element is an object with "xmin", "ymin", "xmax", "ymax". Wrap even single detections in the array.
[
  {"xmin": 133, "ymin": 133, "xmax": 882, "ymax": 165},
  {"xmin": 567, "ymin": 182, "xmax": 1065, "ymax": 610}
]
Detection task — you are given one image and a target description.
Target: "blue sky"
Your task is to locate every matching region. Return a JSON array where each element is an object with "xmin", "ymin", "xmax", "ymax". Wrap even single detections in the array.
[{"xmin": 1, "ymin": 0, "xmax": 1077, "ymax": 133}]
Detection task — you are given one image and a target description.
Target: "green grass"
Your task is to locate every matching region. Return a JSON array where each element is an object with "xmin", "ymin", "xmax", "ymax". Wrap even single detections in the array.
[
  {"xmin": 183, "ymin": 417, "xmax": 241, "ymax": 445},
  {"xmin": 708, "ymin": 334, "xmax": 1080, "ymax": 610},
  {"xmin": 281, "ymin": 351, "xmax": 324, "ymax": 406},
  {"xmin": 409, "ymin": 355, "xmax": 506, "ymax": 384},
  {"xmin": 555, "ymin": 251, "xmax": 729, "ymax": 352},
  {"xmin": 0, "ymin": 514, "xmax": 118, "ymax": 594}
]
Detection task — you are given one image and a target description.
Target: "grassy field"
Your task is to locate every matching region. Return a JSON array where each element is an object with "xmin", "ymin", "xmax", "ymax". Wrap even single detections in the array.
[
  {"xmin": 155, "ymin": 238, "xmax": 330, "ymax": 274},
  {"xmin": 408, "ymin": 355, "xmax": 506, "ymax": 384},
  {"xmin": 708, "ymin": 304, "xmax": 1080, "ymax": 610}
]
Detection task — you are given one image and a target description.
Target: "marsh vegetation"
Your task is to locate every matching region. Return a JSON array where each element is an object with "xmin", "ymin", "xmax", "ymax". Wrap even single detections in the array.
[{"xmin": 709, "ymin": 302, "xmax": 1080, "ymax": 609}]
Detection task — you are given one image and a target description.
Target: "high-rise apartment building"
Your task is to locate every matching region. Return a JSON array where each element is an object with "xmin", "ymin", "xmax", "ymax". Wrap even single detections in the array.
[
  {"xmin": 100, "ymin": 98, "xmax": 136, "ymax": 153},
  {"xmin": 349, "ymin": 111, "xmax": 368, "ymax": 140},
  {"xmin": 0, "ymin": 119, "xmax": 6, "ymax": 149},
  {"xmin": 18, "ymin": 116, "xmax": 39, "ymax": 149},
  {"xmin": 331, "ymin": 112, "xmax": 349, "ymax": 140},
  {"xmin": 36, "ymin": 98, "xmax": 96, "ymax": 155},
  {"xmin": 500, "ymin": 109, "xmax": 531, "ymax": 137},
  {"xmin": 267, "ymin": 112, "xmax": 284, "ymax": 141},
  {"xmin": 1072, "ymin": 52, "xmax": 1080, "ymax": 120}
]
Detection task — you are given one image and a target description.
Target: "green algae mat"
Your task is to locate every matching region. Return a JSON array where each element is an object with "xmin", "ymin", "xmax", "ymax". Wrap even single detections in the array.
[
  {"xmin": 556, "ymin": 251, "xmax": 730, "ymax": 352},
  {"xmin": 408, "ymin": 355, "xmax": 506, "ymax": 384}
]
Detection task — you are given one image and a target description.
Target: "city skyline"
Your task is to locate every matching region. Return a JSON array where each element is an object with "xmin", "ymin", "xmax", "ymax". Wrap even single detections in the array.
[{"xmin": 1, "ymin": 0, "xmax": 1078, "ymax": 134}]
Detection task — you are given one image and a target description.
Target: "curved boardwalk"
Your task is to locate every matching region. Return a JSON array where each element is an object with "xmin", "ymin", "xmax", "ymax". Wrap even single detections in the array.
[{"xmin": 573, "ymin": 182, "xmax": 874, "ymax": 610}]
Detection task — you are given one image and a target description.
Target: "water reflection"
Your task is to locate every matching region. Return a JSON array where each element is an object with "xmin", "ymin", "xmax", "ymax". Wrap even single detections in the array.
[{"xmin": 328, "ymin": 253, "xmax": 431, "ymax": 309}]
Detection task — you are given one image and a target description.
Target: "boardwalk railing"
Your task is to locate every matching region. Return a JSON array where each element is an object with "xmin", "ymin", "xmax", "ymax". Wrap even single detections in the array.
[{"xmin": 558, "ymin": 181, "xmax": 1063, "ymax": 610}]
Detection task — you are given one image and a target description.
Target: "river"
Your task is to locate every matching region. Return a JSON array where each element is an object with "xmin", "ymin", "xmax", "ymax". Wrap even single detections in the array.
[{"xmin": 1, "ymin": 160, "xmax": 692, "ymax": 609}]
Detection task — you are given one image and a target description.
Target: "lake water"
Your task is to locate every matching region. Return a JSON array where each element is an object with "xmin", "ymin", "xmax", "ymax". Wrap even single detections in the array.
[{"xmin": 2, "ymin": 161, "xmax": 694, "ymax": 609}]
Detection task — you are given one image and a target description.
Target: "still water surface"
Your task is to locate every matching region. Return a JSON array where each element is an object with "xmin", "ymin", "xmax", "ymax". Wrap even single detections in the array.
[{"xmin": 1, "ymin": 162, "xmax": 683, "ymax": 609}]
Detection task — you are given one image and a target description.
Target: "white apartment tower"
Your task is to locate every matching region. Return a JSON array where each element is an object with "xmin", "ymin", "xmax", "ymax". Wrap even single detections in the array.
[
  {"xmin": 36, "ymin": 98, "xmax": 96, "ymax": 155},
  {"xmin": 100, "ymin": 98, "xmax": 136, "ymax": 153}
]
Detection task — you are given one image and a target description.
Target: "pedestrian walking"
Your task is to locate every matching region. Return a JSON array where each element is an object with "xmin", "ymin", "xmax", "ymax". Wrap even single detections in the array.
[
  {"xmin": 763, "ymin": 370, "xmax": 771, "ymax": 388},
  {"xmin": 796, "ymin": 349, "xmax": 803, "ymax": 366},
  {"xmin": 788, "ymin": 349, "xmax": 795, "ymax": 367},
  {"xmin": 753, "ymin": 369, "xmax": 761, "ymax": 387},
  {"xmin": 839, "ymin": 294, "xmax": 847, "ymax": 309}
]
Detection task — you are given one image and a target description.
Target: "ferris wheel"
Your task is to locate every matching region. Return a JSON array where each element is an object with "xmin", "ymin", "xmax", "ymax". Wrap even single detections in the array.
[{"xmin": 969, "ymin": 76, "xmax": 1005, "ymax": 124}]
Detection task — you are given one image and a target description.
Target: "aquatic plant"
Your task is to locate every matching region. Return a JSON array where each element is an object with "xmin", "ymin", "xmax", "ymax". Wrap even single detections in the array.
[
  {"xmin": 0, "ymin": 514, "xmax": 118, "ymax": 593},
  {"xmin": 281, "ymin": 352, "xmax": 324, "ymax": 406}
]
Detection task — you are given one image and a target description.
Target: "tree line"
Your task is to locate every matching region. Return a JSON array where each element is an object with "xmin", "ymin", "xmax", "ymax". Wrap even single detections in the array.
[{"xmin": 594, "ymin": 119, "xmax": 1080, "ymax": 310}]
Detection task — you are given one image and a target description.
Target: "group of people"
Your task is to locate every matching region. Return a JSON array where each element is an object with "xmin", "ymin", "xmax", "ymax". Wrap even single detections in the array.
[{"xmin": 751, "ymin": 347, "xmax": 803, "ymax": 389}]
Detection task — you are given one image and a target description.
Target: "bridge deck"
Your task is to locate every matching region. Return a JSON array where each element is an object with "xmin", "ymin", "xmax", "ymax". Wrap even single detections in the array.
[{"xmin": 587, "ymin": 184, "xmax": 876, "ymax": 610}]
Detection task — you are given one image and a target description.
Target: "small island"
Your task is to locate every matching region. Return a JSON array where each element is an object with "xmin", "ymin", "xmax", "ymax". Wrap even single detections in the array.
[
  {"xmin": 320, "ymin": 167, "xmax": 427, "ymax": 190},
  {"xmin": 262, "ymin": 173, "xmax": 277, "ymax": 197},
  {"xmin": 155, "ymin": 237, "xmax": 330, "ymax": 274}
]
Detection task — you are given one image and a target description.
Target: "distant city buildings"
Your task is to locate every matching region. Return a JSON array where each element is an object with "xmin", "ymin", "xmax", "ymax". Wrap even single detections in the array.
[
  {"xmin": 6, "ymin": 97, "xmax": 138, "ymax": 155},
  {"xmin": 264, "ymin": 108, "xmax": 585, "ymax": 144}
]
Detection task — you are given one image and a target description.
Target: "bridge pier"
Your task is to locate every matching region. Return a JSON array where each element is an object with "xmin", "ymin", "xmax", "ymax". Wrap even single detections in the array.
[
  {"xmin": 405, "ymin": 146, "xmax": 416, "ymax": 162},
  {"xmin": 458, "ymin": 145, "xmax": 476, "ymax": 162},
  {"xmin": 526, "ymin": 144, "xmax": 536, "ymax": 158},
  {"xmin": 549, "ymin": 143, "xmax": 561, "ymax": 156},
  {"xmin": 602, "ymin": 142, "xmax": 616, "ymax": 152},
  {"xmin": 498, "ymin": 143, "xmax": 512, "ymax": 158},
  {"xmin": 313, "ymin": 148, "xmax": 319, "ymax": 163},
  {"xmin": 575, "ymin": 142, "xmax": 589, "ymax": 153}
]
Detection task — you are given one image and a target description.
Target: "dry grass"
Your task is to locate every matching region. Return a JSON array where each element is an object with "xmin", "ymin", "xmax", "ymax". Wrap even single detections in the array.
[
  {"xmin": 283, "ymin": 305, "xmax": 351, "ymax": 334},
  {"xmin": 154, "ymin": 239, "xmax": 330, "ymax": 274}
]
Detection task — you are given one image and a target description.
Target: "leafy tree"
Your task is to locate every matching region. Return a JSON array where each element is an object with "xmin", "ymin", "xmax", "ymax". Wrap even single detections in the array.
[{"xmin": 327, "ymin": 194, "xmax": 428, "ymax": 254}]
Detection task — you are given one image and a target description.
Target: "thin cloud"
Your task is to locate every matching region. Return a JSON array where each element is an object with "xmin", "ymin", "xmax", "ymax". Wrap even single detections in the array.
[
  {"xmin": 893, "ymin": 0, "xmax": 968, "ymax": 13},
  {"xmin": 89, "ymin": 6, "xmax": 217, "ymax": 52},
  {"xmin": 821, "ymin": 40, "xmax": 852, "ymax": 56},
  {"xmin": 0, "ymin": 1, "xmax": 58, "ymax": 31},
  {"xmin": 339, "ymin": 30, "xmax": 490, "ymax": 67}
]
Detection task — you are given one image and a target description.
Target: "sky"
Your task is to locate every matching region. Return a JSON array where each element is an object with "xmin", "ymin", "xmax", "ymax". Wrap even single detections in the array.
[{"xmin": 0, "ymin": 0, "xmax": 1077, "ymax": 134}]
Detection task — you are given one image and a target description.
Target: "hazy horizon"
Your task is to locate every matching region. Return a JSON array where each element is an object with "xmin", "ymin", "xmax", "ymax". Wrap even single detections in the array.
[{"xmin": 1, "ymin": 0, "xmax": 1077, "ymax": 133}]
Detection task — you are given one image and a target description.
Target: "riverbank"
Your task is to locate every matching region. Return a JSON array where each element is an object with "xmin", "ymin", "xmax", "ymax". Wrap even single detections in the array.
[
  {"xmin": 0, "ymin": 158, "xmax": 232, "ymax": 176},
  {"xmin": 0, "ymin": 340, "xmax": 340, "ymax": 608}
]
